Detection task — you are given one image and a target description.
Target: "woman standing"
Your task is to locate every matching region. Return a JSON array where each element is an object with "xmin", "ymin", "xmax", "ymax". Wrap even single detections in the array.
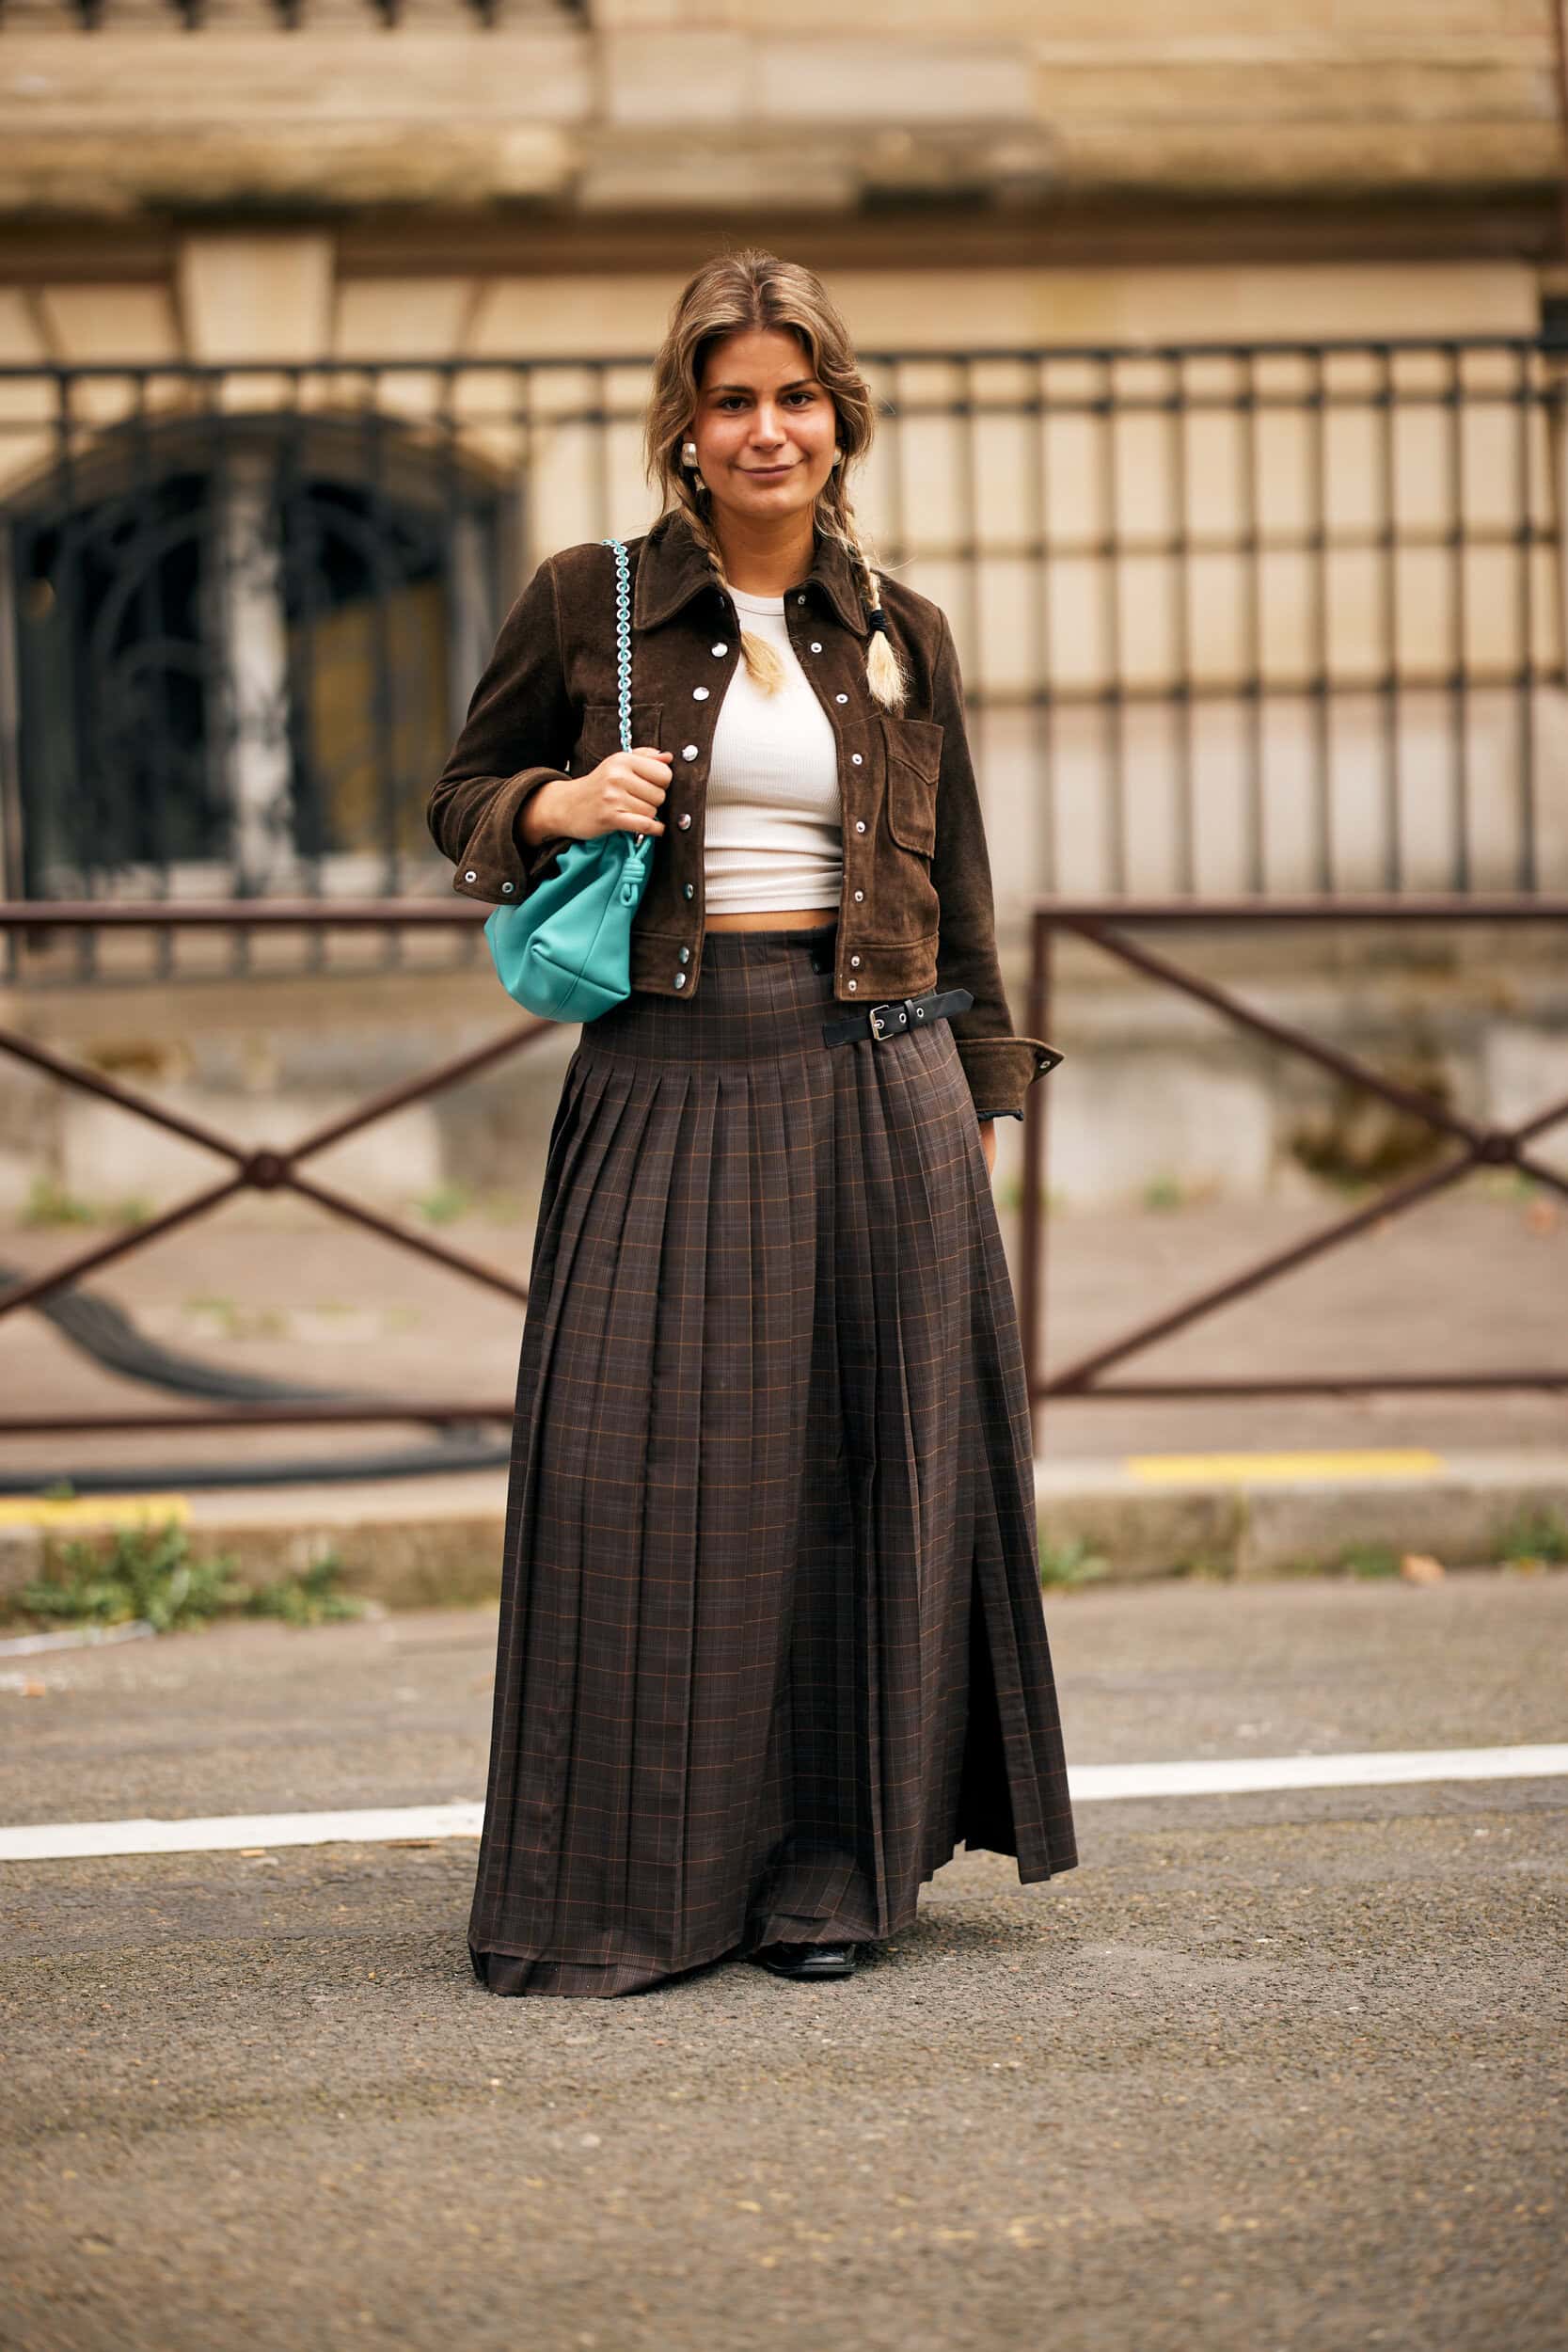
[{"xmin": 429, "ymin": 251, "xmax": 1077, "ymax": 1999}]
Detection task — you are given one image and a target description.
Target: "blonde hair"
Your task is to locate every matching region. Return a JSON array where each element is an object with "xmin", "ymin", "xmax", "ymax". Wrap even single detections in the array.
[{"xmin": 642, "ymin": 248, "xmax": 907, "ymax": 712}]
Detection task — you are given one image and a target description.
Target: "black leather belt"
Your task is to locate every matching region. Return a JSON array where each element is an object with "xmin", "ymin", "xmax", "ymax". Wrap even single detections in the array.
[{"xmin": 821, "ymin": 986, "xmax": 974, "ymax": 1047}]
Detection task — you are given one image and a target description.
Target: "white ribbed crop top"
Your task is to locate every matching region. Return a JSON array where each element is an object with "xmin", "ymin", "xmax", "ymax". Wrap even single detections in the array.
[{"xmin": 701, "ymin": 587, "xmax": 843, "ymax": 914}]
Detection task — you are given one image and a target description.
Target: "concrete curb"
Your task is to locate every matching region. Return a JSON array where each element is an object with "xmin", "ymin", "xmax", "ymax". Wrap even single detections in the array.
[
  {"xmin": 1, "ymin": 1452, "xmax": 1565, "ymax": 1609},
  {"xmin": 1035, "ymin": 1450, "xmax": 1568, "ymax": 1581}
]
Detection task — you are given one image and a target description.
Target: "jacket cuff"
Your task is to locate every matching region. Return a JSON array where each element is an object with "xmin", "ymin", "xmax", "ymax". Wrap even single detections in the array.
[
  {"xmin": 953, "ymin": 1035, "xmax": 1063, "ymax": 1122},
  {"xmin": 447, "ymin": 768, "xmax": 575, "ymax": 905}
]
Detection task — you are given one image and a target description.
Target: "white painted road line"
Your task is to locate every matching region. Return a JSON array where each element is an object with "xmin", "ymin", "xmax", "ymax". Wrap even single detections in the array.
[
  {"xmin": 0, "ymin": 1803, "xmax": 486, "ymax": 1863},
  {"xmin": 3, "ymin": 1746, "xmax": 1566, "ymax": 1864},
  {"xmin": 1066, "ymin": 1745, "xmax": 1568, "ymax": 1801}
]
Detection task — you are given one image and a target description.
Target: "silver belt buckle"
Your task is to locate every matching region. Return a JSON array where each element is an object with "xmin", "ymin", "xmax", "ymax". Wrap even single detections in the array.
[{"xmin": 867, "ymin": 995, "xmax": 916, "ymax": 1041}]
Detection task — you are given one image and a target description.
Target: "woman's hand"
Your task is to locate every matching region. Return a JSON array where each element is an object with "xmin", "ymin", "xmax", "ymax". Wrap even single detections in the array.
[
  {"xmin": 523, "ymin": 748, "xmax": 672, "ymax": 847},
  {"xmin": 978, "ymin": 1118, "xmax": 996, "ymax": 1178}
]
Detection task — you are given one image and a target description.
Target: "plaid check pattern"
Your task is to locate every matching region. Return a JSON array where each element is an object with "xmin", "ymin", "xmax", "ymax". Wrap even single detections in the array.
[{"xmin": 468, "ymin": 921, "xmax": 1078, "ymax": 1999}]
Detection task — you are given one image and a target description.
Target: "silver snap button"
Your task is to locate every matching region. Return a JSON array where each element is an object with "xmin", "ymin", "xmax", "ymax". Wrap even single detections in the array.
[
  {"xmin": 712, "ymin": 643, "xmax": 727, "ymax": 657},
  {"xmin": 851, "ymin": 753, "xmax": 863, "ymax": 766},
  {"xmin": 692, "ymin": 686, "xmax": 709, "ymax": 701},
  {"xmin": 796, "ymin": 594, "xmax": 806, "ymax": 605},
  {"xmin": 809, "ymin": 642, "xmax": 822, "ymax": 654},
  {"xmin": 835, "ymin": 693, "xmax": 848, "ymax": 704},
  {"xmin": 674, "ymin": 971, "xmax": 687, "ymax": 988},
  {"xmin": 679, "ymin": 946, "xmax": 690, "ymax": 962},
  {"xmin": 500, "ymin": 881, "xmax": 515, "ymax": 894},
  {"xmin": 463, "ymin": 869, "xmax": 477, "ymax": 882},
  {"xmin": 854, "ymin": 818, "xmax": 866, "ymax": 833},
  {"xmin": 847, "ymin": 978, "xmax": 857, "ymax": 990},
  {"xmin": 678, "ymin": 812, "xmax": 691, "ymax": 829},
  {"xmin": 853, "ymin": 888, "xmax": 863, "ymax": 901},
  {"xmin": 850, "ymin": 955, "xmax": 861, "ymax": 967},
  {"xmin": 684, "ymin": 881, "xmax": 694, "ymax": 898},
  {"xmin": 682, "ymin": 743, "xmax": 700, "ymax": 760}
]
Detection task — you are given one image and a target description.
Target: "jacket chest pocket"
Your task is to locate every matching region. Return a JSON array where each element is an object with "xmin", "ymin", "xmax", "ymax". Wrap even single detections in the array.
[
  {"xmin": 865, "ymin": 712, "xmax": 942, "ymax": 945},
  {"xmin": 879, "ymin": 715, "xmax": 942, "ymax": 853},
  {"xmin": 570, "ymin": 699, "xmax": 665, "ymax": 771}
]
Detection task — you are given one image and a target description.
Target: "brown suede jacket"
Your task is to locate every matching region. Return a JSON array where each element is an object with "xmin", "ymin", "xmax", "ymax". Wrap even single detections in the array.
[{"xmin": 427, "ymin": 506, "xmax": 1058, "ymax": 1120}]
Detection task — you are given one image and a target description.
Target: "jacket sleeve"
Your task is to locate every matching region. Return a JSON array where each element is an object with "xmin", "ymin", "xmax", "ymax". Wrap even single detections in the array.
[
  {"xmin": 928, "ymin": 612, "xmax": 1061, "ymax": 1121},
  {"xmin": 427, "ymin": 555, "xmax": 579, "ymax": 905}
]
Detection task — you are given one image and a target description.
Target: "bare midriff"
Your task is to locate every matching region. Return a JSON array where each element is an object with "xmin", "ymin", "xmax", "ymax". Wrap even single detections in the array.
[{"xmin": 704, "ymin": 908, "xmax": 837, "ymax": 930}]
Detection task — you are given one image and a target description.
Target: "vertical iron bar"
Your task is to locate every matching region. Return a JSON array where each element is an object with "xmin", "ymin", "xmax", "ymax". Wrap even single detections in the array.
[
  {"xmin": 1307, "ymin": 346, "xmax": 1332, "ymax": 892},
  {"xmin": 52, "ymin": 371, "xmax": 95, "ymax": 980},
  {"xmin": 1238, "ymin": 347, "xmax": 1264, "ymax": 893},
  {"xmin": 1447, "ymin": 344, "xmax": 1470, "ymax": 894},
  {"xmin": 131, "ymin": 373, "xmax": 174, "ymax": 978},
  {"xmin": 201, "ymin": 368, "xmax": 247, "ymax": 978},
  {"xmin": 1168, "ymin": 349, "xmax": 1196, "ymax": 897},
  {"xmin": 1516, "ymin": 343, "xmax": 1539, "ymax": 891},
  {"xmin": 437, "ymin": 363, "xmax": 467, "ymax": 976},
  {"xmin": 1026, "ymin": 357, "xmax": 1056, "ymax": 897},
  {"xmin": 1376, "ymin": 343, "xmax": 1402, "ymax": 891},
  {"xmin": 279, "ymin": 371, "xmax": 326, "ymax": 974},
  {"xmin": 956, "ymin": 355, "xmax": 984, "ymax": 831},
  {"xmin": 0, "ymin": 523, "xmax": 24, "ymax": 935},
  {"xmin": 954, "ymin": 354, "xmax": 981, "ymax": 685},
  {"xmin": 1098, "ymin": 352, "xmax": 1126, "ymax": 894},
  {"xmin": 882, "ymin": 357, "xmax": 910, "ymax": 578},
  {"xmin": 363, "ymin": 373, "xmax": 400, "ymax": 951}
]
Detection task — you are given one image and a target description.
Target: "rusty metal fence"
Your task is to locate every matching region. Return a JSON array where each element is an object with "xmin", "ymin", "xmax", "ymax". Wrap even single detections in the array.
[
  {"xmin": 0, "ymin": 900, "xmax": 529, "ymax": 1449},
  {"xmin": 1019, "ymin": 897, "xmax": 1568, "ymax": 1444},
  {"xmin": 3, "ymin": 896, "xmax": 1566, "ymax": 1471}
]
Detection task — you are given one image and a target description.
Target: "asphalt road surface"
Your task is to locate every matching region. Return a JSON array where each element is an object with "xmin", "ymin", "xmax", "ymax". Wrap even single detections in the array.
[{"xmin": 3, "ymin": 1573, "xmax": 1565, "ymax": 2352}]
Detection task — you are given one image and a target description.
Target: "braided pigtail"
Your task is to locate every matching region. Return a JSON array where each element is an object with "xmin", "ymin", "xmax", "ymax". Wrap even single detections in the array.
[
  {"xmin": 836, "ymin": 520, "xmax": 908, "ymax": 713},
  {"xmin": 681, "ymin": 487, "xmax": 788, "ymax": 697}
]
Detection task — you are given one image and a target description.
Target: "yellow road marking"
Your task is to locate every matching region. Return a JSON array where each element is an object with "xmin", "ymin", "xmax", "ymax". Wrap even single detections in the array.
[
  {"xmin": 0, "ymin": 1494, "xmax": 192, "ymax": 1529},
  {"xmin": 1125, "ymin": 1450, "xmax": 1447, "ymax": 1486}
]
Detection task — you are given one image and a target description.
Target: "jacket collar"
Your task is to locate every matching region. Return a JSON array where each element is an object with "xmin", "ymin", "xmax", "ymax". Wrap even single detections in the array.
[{"xmin": 633, "ymin": 505, "xmax": 870, "ymax": 639}]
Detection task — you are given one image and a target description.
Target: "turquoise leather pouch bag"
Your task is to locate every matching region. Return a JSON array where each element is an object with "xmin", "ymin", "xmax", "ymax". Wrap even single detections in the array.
[{"xmin": 483, "ymin": 537, "xmax": 654, "ymax": 1022}]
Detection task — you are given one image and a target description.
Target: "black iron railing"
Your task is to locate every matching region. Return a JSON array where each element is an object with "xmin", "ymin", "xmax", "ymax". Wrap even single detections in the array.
[{"xmin": 1, "ymin": 340, "xmax": 1564, "ymax": 985}]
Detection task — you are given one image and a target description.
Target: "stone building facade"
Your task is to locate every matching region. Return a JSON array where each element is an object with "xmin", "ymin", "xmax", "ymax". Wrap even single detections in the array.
[{"xmin": 1, "ymin": 0, "xmax": 1562, "ymax": 901}]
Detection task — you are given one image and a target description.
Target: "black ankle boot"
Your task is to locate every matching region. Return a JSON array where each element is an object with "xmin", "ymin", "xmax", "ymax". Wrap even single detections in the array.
[{"xmin": 750, "ymin": 1941, "xmax": 858, "ymax": 1979}]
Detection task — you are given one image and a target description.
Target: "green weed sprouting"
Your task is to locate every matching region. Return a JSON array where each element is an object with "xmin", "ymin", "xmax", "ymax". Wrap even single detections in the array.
[
  {"xmin": 1037, "ymin": 1536, "xmax": 1110, "ymax": 1589},
  {"xmin": 14, "ymin": 1518, "xmax": 366, "ymax": 1633},
  {"xmin": 1497, "ymin": 1505, "xmax": 1568, "ymax": 1567}
]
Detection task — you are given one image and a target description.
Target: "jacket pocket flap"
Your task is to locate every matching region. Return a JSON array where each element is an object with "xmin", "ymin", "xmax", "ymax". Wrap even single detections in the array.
[
  {"xmin": 879, "ymin": 715, "xmax": 942, "ymax": 852},
  {"xmin": 573, "ymin": 700, "xmax": 663, "ymax": 770}
]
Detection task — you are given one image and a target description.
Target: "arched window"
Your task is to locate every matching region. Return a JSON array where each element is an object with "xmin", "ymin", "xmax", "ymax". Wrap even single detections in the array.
[{"xmin": 6, "ymin": 411, "xmax": 507, "ymax": 899}]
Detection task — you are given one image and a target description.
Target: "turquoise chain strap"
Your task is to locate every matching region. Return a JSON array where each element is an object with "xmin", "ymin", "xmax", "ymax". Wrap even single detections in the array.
[
  {"xmin": 604, "ymin": 534, "xmax": 633, "ymax": 758},
  {"xmin": 602, "ymin": 535, "xmax": 641, "ymax": 903},
  {"xmin": 481, "ymin": 531, "xmax": 651, "ymax": 1018}
]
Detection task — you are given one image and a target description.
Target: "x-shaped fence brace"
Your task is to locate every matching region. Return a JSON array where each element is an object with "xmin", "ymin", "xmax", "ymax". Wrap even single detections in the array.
[
  {"xmin": 0, "ymin": 903, "xmax": 539, "ymax": 1436},
  {"xmin": 4, "ymin": 898, "xmax": 1567, "ymax": 1444},
  {"xmin": 1020, "ymin": 898, "xmax": 1568, "ymax": 1432}
]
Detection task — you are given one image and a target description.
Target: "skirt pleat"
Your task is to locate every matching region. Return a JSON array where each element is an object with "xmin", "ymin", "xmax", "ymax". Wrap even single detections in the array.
[{"xmin": 469, "ymin": 921, "xmax": 1077, "ymax": 1999}]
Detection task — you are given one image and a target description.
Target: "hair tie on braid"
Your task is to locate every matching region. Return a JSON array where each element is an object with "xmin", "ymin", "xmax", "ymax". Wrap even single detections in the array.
[{"xmin": 866, "ymin": 607, "xmax": 888, "ymax": 637}]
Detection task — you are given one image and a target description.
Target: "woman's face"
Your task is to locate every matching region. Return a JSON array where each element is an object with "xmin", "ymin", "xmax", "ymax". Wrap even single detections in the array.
[{"xmin": 685, "ymin": 326, "xmax": 840, "ymax": 530}]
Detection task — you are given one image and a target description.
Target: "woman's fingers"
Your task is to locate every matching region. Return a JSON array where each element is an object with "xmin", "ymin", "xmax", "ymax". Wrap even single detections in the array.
[
  {"xmin": 618, "ymin": 749, "xmax": 673, "ymax": 787},
  {"xmin": 602, "ymin": 749, "xmax": 670, "ymax": 832}
]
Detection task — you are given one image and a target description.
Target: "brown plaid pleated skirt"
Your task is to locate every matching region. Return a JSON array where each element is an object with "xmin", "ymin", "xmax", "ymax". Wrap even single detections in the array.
[{"xmin": 467, "ymin": 919, "xmax": 1077, "ymax": 1999}]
